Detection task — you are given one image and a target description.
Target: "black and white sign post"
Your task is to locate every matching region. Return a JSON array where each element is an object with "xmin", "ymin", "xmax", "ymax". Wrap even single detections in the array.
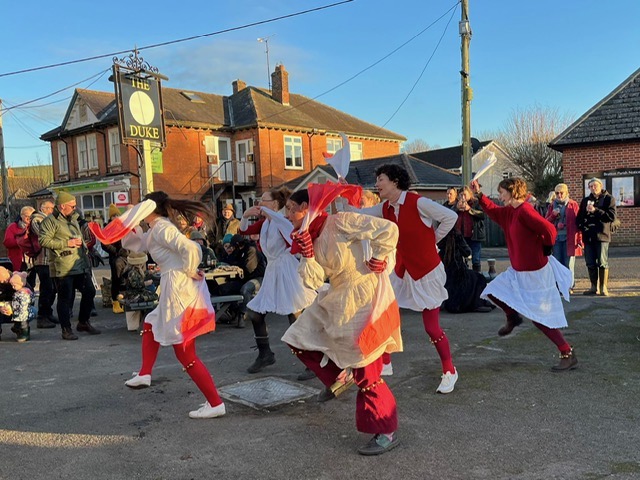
[{"xmin": 113, "ymin": 50, "xmax": 167, "ymax": 198}]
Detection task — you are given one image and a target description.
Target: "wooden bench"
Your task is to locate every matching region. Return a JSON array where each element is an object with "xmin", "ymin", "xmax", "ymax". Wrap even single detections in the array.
[{"xmin": 210, "ymin": 295, "xmax": 245, "ymax": 327}]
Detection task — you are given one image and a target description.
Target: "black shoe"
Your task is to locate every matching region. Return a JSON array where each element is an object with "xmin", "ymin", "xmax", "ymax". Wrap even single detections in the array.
[
  {"xmin": 297, "ymin": 367, "xmax": 317, "ymax": 381},
  {"xmin": 498, "ymin": 313, "xmax": 523, "ymax": 336},
  {"xmin": 77, "ymin": 322, "xmax": 101, "ymax": 335},
  {"xmin": 61, "ymin": 328, "xmax": 78, "ymax": 340},
  {"xmin": 48, "ymin": 314, "xmax": 59, "ymax": 324},
  {"xmin": 37, "ymin": 316, "xmax": 56, "ymax": 329},
  {"xmin": 247, "ymin": 352, "xmax": 276, "ymax": 373},
  {"xmin": 90, "ymin": 308, "xmax": 98, "ymax": 317}
]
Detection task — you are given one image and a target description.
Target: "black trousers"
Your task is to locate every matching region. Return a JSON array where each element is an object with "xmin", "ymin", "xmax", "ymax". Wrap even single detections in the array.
[{"xmin": 54, "ymin": 272, "xmax": 96, "ymax": 329}]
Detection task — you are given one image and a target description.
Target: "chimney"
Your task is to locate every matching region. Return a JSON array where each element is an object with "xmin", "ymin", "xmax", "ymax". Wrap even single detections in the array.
[
  {"xmin": 271, "ymin": 64, "xmax": 289, "ymax": 105},
  {"xmin": 232, "ymin": 79, "xmax": 246, "ymax": 94}
]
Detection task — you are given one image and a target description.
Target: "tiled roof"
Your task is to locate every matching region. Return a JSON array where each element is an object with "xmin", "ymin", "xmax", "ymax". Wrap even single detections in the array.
[
  {"xmin": 284, "ymin": 153, "xmax": 461, "ymax": 190},
  {"xmin": 42, "ymin": 84, "xmax": 404, "ymax": 142},
  {"xmin": 411, "ymin": 140, "xmax": 492, "ymax": 170},
  {"xmin": 550, "ymin": 67, "xmax": 640, "ymax": 149}
]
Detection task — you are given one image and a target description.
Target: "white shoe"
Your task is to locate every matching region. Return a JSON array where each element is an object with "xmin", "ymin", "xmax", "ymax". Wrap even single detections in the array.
[
  {"xmin": 436, "ymin": 368, "xmax": 458, "ymax": 394},
  {"xmin": 125, "ymin": 373, "xmax": 151, "ymax": 389},
  {"xmin": 189, "ymin": 401, "xmax": 226, "ymax": 419},
  {"xmin": 381, "ymin": 363, "xmax": 394, "ymax": 376}
]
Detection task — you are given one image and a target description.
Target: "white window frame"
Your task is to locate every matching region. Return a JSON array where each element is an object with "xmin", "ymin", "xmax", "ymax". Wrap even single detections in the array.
[
  {"xmin": 326, "ymin": 137, "xmax": 342, "ymax": 155},
  {"xmin": 284, "ymin": 135, "xmax": 303, "ymax": 170},
  {"xmin": 87, "ymin": 134, "xmax": 98, "ymax": 169},
  {"xmin": 108, "ymin": 128, "xmax": 121, "ymax": 166},
  {"xmin": 57, "ymin": 141, "xmax": 68, "ymax": 175},
  {"xmin": 77, "ymin": 137, "xmax": 88, "ymax": 171},
  {"xmin": 349, "ymin": 141, "xmax": 363, "ymax": 161}
]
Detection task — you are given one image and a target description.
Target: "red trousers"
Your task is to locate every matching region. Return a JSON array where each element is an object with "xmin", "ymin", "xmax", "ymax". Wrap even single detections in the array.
[{"xmin": 290, "ymin": 346, "xmax": 398, "ymax": 434}]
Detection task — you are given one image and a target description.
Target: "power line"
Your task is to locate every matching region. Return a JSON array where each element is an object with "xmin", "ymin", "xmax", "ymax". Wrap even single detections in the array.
[
  {"xmin": 257, "ymin": 1, "xmax": 460, "ymax": 124},
  {"xmin": 0, "ymin": 69, "xmax": 110, "ymax": 115},
  {"xmin": 376, "ymin": 3, "xmax": 459, "ymax": 131},
  {"xmin": 0, "ymin": 1, "xmax": 353, "ymax": 78}
]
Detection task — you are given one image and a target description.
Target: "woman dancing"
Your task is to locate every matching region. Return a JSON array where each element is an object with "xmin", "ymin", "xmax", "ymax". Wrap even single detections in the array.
[
  {"xmin": 121, "ymin": 192, "xmax": 226, "ymax": 418},
  {"xmin": 471, "ymin": 178, "xmax": 577, "ymax": 371},
  {"xmin": 238, "ymin": 187, "xmax": 316, "ymax": 374},
  {"xmin": 282, "ymin": 188, "xmax": 403, "ymax": 456}
]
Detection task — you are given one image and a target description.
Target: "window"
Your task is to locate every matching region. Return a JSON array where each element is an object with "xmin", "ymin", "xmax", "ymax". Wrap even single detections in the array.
[
  {"xmin": 284, "ymin": 136, "xmax": 303, "ymax": 169},
  {"xmin": 87, "ymin": 134, "xmax": 98, "ymax": 169},
  {"xmin": 326, "ymin": 138, "xmax": 342, "ymax": 155},
  {"xmin": 218, "ymin": 138, "xmax": 231, "ymax": 162},
  {"xmin": 108, "ymin": 128, "xmax": 121, "ymax": 166},
  {"xmin": 77, "ymin": 137, "xmax": 88, "ymax": 171},
  {"xmin": 349, "ymin": 142, "xmax": 363, "ymax": 161},
  {"xmin": 57, "ymin": 141, "xmax": 68, "ymax": 175}
]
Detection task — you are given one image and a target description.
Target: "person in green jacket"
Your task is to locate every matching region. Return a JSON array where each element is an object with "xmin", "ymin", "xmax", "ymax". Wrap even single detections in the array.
[{"xmin": 38, "ymin": 192, "xmax": 100, "ymax": 340}]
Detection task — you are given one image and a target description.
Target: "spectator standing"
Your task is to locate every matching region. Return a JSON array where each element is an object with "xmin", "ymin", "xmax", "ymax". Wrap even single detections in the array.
[
  {"xmin": 444, "ymin": 187, "xmax": 459, "ymax": 210},
  {"xmin": 577, "ymin": 178, "xmax": 617, "ymax": 296},
  {"xmin": 38, "ymin": 192, "xmax": 100, "ymax": 340},
  {"xmin": 214, "ymin": 204, "xmax": 240, "ymax": 256},
  {"xmin": 545, "ymin": 183, "xmax": 582, "ymax": 293},
  {"xmin": 102, "ymin": 204, "xmax": 126, "ymax": 313},
  {"xmin": 4, "ymin": 206, "xmax": 36, "ymax": 281},
  {"xmin": 29, "ymin": 201, "xmax": 57, "ymax": 328},
  {"xmin": 455, "ymin": 186, "xmax": 486, "ymax": 273}
]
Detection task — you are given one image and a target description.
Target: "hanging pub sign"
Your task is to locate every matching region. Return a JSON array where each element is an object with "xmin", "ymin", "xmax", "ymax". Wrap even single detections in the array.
[{"xmin": 112, "ymin": 56, "xmax": 166, "ymax": 147}]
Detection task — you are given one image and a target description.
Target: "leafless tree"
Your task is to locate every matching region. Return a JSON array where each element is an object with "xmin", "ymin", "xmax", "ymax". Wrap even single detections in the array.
[
  {"xmin": 402, "ymin": 138, "xmax": 432, "ymax": 154},
  {"xmin": 494, "ymin": 104, "xmax": 574, "ymax": 197}
]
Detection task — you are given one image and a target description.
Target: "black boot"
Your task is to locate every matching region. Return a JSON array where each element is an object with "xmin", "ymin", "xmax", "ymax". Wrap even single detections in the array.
[
  {"xmin": 37, "ymin": 315, "xmax": 56, "ymax": 329},
  {"xmin": 583, "ymin": 267, "xmax": 598, "ymax": 295},
  {"xmin": 247, "ymin": 336, "xmax": 275, "ymax": 373},
  {"xmin": 498, "ymin": 312, "xmax": 523, "ymax": 336}
]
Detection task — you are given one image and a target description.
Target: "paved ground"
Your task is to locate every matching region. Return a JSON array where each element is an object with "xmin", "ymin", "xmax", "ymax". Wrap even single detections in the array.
[{"xmin": 1, "ymin": 247, "xmax": 639, "ymax": 480}]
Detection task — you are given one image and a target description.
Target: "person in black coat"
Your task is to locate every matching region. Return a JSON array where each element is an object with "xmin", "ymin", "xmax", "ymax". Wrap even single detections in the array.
[{"xmin": 438, "ymin": 230, "xmax": 494, "ymax": 314}]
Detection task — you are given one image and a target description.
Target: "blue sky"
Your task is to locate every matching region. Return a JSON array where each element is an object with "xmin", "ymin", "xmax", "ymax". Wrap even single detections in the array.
[{"xmin": 2, "ymin": 0, "xmax": 640, "ymax": 167}]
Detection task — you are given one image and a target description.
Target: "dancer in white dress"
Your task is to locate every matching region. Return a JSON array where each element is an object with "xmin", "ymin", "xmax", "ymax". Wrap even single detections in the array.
[
  {"xmin": 238, "ymin": 187, "xmax": 316, "ymax": 373},
  {"xmin": 282, "ymin": 188, "xmax": 403, "ymax": 456},
  {"xmin": 356, "ymin": 164, "xmax": 459, "ymax": 393},
  {"xmin": 121, "ymin": 192, "xmax": 226, "ymax": 419}
]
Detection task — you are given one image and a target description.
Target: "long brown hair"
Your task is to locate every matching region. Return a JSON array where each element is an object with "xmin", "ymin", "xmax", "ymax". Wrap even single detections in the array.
[{"xmin": 144, "ymin": 191, "xmax": 215, "ymax": 225}]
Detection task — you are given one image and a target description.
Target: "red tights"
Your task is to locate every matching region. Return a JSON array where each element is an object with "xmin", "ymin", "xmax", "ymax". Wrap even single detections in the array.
[
  {"xmin": 138, "ymin": 323, "xmax": 222, "ymax": 407},
  {"xmin": 487, "ymin": 296, "xmax": 571, "ymax": 353},
  {"xmin": 422, "ymin": 307, "xmax": 455, "ymax": 374}
]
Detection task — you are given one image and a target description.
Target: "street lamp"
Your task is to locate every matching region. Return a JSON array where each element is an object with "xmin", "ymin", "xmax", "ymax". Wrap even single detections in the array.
[{"xmin": 257, "ymin": 35, "xmax": 275, "ymax": 91}]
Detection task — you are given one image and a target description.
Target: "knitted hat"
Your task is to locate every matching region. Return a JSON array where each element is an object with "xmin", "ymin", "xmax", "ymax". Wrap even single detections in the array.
[
  {"xmin": 588, "ymin": 177, "xmax": 603, "ymax": 187},
  {"xmin": 55, "ymin": 191, "xmax": 76, "ymax": 206},
  {"xmin": 127, "ymin": 252, "xmax": 148, "ymax": 266},
  {"xmin": 108, "ymin": 203, "xmax": 121, "ymax": 219},
  {"xmin": 222, "ymin": 233, "xmax": 233, "ymax": 245},
  {"xmin": 229, "ymin": 234, "xmax": 245, "ymax": 247}
]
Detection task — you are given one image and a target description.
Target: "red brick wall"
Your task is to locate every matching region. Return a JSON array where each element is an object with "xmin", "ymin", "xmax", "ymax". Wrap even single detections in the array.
[
  {"xmin": 255, "ymin": 128, "xmax": 401, "ymax": 191},
  {"xmin": 562, "ymin": 141, "xmax": 640, "ymax": 245}
]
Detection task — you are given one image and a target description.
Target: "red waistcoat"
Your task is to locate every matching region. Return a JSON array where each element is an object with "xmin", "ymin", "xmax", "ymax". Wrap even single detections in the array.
[{"xmin": 382, "ymin": 192, "xmax": 440, "ymax": 280}]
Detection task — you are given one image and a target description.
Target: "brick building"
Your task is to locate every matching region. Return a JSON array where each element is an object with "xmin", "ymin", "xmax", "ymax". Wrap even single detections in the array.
[
  {"xmin": 40, "ymin": 64, "xmax": 404, "ymax": 222},
  {"xmin": 550, "ymin": 67, "xmax": 640, "ymax": 245}
]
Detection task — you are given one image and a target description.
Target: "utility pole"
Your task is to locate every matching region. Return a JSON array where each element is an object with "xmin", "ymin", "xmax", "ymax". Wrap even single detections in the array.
[
  {"xmin": 0, "ymin": 99, "xmax": 10, "ymax": 222},
  {"xmin": 460, "ymin": 0, "xmax": 473, "ymax": 185}
]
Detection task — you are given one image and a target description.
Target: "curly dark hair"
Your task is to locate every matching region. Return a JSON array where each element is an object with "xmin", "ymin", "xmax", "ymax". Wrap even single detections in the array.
[
  {"xmin": 144, "ymin": 191, "xmax": 215, "ymax": 225},
  {"xmin": 375, "ymin": 164, "xmax": 411, "ymax": 191}
]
